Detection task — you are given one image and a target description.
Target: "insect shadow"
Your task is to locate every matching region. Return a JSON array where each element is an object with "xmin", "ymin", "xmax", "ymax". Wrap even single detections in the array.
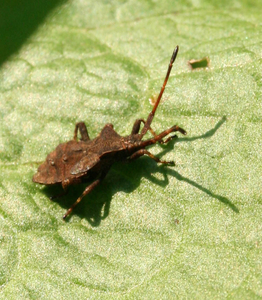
[
  {"xmin": 43, "ymin": 115, "xmax": 238, "ymax": 226},
  {"xmin": 35, "ymin": 48, "xmax": 237, "ymax": 221}
]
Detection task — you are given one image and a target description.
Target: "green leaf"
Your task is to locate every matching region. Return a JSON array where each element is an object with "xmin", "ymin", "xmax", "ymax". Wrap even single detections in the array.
[{"xmin": 1, "ymin": 0, "xmax": 262, "ymax": 299}]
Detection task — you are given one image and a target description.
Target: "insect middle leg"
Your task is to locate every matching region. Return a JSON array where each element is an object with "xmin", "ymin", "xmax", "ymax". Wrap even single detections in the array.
[
  {"xmin": 128, "ymin": 149, "xmax": 174, "ymax": 165},
  {"xmin": 73, "ymin": 122, "xmax": 90, "ymax": 141}
]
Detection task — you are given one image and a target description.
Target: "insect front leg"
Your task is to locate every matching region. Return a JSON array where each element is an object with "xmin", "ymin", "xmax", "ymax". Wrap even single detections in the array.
[
  {"xmin": 128, "ymin": 149, "xmax": 175, "ymax": 165},
  {"xmin": 50, "ymin": 177, "xmax": 82, "ymax": 200},
  {"xmin": 50, "ymin": 190, "xmax": 68, "ymax": 201},
  {"xmin": 131, "ymin": 119, "xmax": 164, "ymax": 143},
  {"xmin": 62, "ymin": 171, "xmax": 109, "ymax": 220},
  {"xmin": 73, "ymin": 122, "xmax": 90, "ymax": 141},
  {"xmin": 140, "ymin": 125, "xmax": 187, "ymax": 148}
]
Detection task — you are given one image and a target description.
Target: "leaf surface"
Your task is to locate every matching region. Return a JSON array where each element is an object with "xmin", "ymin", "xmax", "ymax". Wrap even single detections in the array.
[{"xmin": 0, "ymin": 0, "xmax": 262, "ymax": 299}]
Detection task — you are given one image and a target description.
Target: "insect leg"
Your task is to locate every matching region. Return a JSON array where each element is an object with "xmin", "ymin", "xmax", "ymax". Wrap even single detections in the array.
[
  {"xmin": 73, "ymin": 122, "xmax": 90, "ymax": 141},
  {"xmin": 62, "ymin": 179, "xmax": 101, "ymax": 220},
  {"xmin": 131, "ymin": 119, "xmax": 161, "ymax": 140},
  {"xmin": 62, "ymin": 170, "xmax": 109, "ymax": 220},
  {"xmin": 50, "ymin": 190, "xmax": 68, "ymax": 200},
  {"xmin": 50, "ymin": 177, "xmax": 82, "ymax": 200},
  {"xmin": 128, "ymin": 149, "xmax": 174, "ymax": 165},
  {"xmin": 139, "ymin": 125, "xmax": 186, "ymax": 148},
  {"xmin": 161, "ymin": 134, "xmax": 178, "ymax": 144}
]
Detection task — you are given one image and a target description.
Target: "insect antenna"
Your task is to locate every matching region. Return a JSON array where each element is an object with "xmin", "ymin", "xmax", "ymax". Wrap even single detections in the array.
[{"xmin": 140, "ymin": 46, "xmax": 179, "ymax": 138}]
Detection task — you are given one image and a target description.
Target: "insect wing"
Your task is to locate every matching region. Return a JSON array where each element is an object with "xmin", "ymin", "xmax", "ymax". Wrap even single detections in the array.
[{"xmin": 70, "ymin": 152, "xmax": 100, "ymax": 175}]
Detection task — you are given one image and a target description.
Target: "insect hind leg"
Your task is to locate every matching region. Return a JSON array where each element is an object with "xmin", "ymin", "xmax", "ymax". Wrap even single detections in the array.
[{"xmin": 74, "ymin": 122, "xmax": 90, "ymax": 141}]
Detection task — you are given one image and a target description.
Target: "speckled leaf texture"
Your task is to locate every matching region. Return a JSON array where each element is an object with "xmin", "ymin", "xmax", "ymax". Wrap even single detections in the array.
[{"xmin": 0, "ymin": 0, "xmax": 261, "ymax": 299}]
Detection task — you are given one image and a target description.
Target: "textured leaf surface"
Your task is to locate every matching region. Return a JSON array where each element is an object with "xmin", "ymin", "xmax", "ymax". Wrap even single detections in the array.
[{"xmin": 0, "ymin": 0, "xmax": 262, "ymax": 299}]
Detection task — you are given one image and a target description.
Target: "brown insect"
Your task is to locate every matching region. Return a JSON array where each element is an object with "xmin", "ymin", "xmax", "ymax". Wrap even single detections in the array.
[{"xmin": 33, "ymin": 46, "xmax": 187, "ymax": 220}]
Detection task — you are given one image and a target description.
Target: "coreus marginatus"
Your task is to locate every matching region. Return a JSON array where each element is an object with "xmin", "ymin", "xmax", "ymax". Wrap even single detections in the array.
[{"xmin": 33, "ymin": 46, "xmax": 187, "ymax": 220}]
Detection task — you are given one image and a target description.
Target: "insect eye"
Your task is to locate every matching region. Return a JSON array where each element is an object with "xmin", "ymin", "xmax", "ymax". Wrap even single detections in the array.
[{"xmin": 49, "ymin": 159, "xmax": 55, "ymax": 166}]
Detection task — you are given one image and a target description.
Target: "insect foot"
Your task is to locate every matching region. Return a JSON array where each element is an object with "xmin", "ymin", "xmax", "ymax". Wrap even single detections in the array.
[{"xmin": 33, "ymin": 46, "xmax": 187, "ymax": 220}]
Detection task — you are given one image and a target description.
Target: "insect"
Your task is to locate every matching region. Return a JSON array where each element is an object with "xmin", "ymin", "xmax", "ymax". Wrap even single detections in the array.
[{"xmin": 33, "ymin": 46, "xmax": 187, "ymax": 220}]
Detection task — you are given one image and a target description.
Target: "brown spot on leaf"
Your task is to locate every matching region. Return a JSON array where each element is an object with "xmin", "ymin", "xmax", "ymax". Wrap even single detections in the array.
[{"xmin": 188, "ymin": 57, "xmax": 210, "ymax": 70}]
